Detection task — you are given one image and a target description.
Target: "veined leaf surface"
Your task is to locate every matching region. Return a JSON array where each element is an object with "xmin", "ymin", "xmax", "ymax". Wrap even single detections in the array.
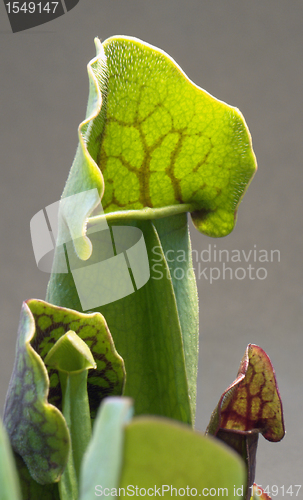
[{"xmin": 47, "ymin": 36, "xmax": 256, "ymax": 424}]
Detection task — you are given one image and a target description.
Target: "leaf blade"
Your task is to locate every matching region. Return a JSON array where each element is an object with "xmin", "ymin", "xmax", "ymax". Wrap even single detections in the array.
[
  {"xmin": 0, "ymin": 420, "xmax": 22, "ymax": 500},
  {"xmin": 79, "ymin": 397, "xmax": 134, "ymax": 500},
  {"xmin": 120, "ymin": 416, "xmax": 246, "ymax": 499}
]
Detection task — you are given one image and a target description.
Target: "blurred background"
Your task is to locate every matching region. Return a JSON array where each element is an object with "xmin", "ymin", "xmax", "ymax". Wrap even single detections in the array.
[{"xmin": 1, "ymin": 0, "xmax": 302, "ymax": 491}]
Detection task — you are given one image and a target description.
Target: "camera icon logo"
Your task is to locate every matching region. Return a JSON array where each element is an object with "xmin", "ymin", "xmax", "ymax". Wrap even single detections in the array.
[{"xmin": 30, "ymin": 190, "xmax": 150, "ymax": 310}]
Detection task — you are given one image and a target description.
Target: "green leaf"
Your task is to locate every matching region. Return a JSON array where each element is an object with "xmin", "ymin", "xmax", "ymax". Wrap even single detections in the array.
[
  {"xmin": 79, "ymin": 398, "xmax": 245, "ymax": 500},
  {"xmin": 79, "ymin": 397, "xmax": 134, "ymax": 500},
  {"xmin": 53, "ymin": 35, "xmax": 256, "ymax": 262},
  {"xmin": 48, "ymin": 217, "xmax": 195, "ymax": 424},
  {"xmin": 119, "ymin": 416, "xmax": 246, "ymax": 499},
  {"xmin": 3, "ymin": 302, "xmax": 70, "ymax": 484},
  {"xmin": 153, "ymin": 213, "xmax": 199, "ymax": 419},
  {"xmin": 44, "ymin": 330, "xmax": 96, "ymax": 373},
  {"xmin": 99, "ymin": 36, "xmax": 256, "ymax": 235},
  {"xmin": 3, "ymin": 299, "xmax": 125, "ymax": 484},
  {"xmin": 25, "ymin": 299, "xmax": 124, "ymax": 418},
  {"xmin": 13, "ymin": 453, "xmax": 60, "ymax": 500},
  {"xmin": 47, "ymin": 35, "xmax": 256, "ymax": 424},
  {"xmin": 45, "ymin": 331, "xmax": 97, "ymax": 500},
  {"xmin": 0, "ymin": 419, "xmax": 22, "ymax": 500}
]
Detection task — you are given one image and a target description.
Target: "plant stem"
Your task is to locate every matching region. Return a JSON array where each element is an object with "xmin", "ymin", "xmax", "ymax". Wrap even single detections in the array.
[{"xmin": 59, "ymin": 370, "xmax": 92, "ymax": 500}]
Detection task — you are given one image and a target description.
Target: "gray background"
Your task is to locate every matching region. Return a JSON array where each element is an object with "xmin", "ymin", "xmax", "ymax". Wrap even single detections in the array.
[{"xmin": 0, "ymin": 0, "xmax": 302, "ymax": 493}]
